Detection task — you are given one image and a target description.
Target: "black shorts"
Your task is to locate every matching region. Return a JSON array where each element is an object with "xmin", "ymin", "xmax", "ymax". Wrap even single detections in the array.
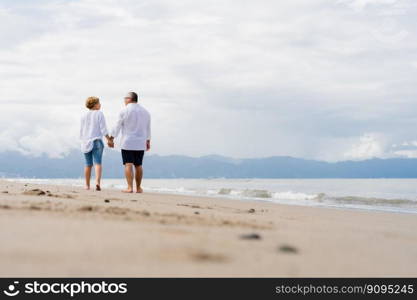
[{"xmin": 121, "ymin": 149, "xmax": 145, "ymax": 166}]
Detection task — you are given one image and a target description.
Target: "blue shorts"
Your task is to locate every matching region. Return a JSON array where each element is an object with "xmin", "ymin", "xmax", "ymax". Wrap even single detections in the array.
[{"xmin": 84, "ymin": 139, "xmax": 104, "ymax": 166}]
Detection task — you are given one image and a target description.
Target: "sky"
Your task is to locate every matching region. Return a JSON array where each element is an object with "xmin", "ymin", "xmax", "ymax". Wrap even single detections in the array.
[{"xmin": 1, "ymin": 0, "xmax": 417, "ymax": 161}]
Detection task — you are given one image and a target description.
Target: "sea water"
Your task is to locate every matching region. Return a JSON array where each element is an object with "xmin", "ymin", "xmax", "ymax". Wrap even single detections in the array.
[{"xmin": 6, "ymin": 178, "xmax": 417, "ymax": 214}]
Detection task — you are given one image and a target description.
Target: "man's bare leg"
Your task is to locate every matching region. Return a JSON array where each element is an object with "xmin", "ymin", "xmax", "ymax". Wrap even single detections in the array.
[
  {"xmin": 123, "ymin": 163, "xmax": 134, "ymax": 193},
  {"xmin": 84, "ymin": 166, "xmax": 92, "ymax": 190},
  {"xmin": 135, "ymin": 165, "xmax": 143, "ymax": 193},
  {"xmin": 95, "ymin": 164, "xmax": 102, "ymax": 190}
]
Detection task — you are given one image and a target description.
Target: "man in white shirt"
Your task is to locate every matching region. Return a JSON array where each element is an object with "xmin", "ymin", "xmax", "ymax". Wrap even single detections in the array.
[{"xmin": 109, "ymin": 92, "xmax": 151, "ymax": 193}]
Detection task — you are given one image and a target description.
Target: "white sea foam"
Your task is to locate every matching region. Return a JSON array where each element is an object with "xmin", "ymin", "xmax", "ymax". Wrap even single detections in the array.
[{"xmin": 272, "ymin": 191, "xmax": 318, "ymax": 201}]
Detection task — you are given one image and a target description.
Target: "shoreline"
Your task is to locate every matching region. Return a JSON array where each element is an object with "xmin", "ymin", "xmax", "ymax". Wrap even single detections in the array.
[
  {"xmin": 0, "ymin": 179, "xmax": 416, "ymax": 277},
  {"xmin": 3, "ymin": 178, "xmax": 416, "ymax": 215}
]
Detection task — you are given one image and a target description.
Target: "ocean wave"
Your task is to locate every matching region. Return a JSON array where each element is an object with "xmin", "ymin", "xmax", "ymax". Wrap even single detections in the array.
[
  {"xmin": 144, "ymin": 186, "xmax": 196, "ymax": 194},
  {"xmin": 324, "ymin": 195, "xmax": 417, "ymax": 206},
  {"xmin": 147, "ymin": 186, "xmax": 417, "ymax": 208},
  {"xmin": 216, "ymin": 188, "xmax": 317, "ymax": 200},
  {"xmin": 273, "ymin": 191, "xmax": 318, "ymax": 200},
  {"xmin": 214, "ymin": 188, "xmax": 417, "ymax": 209},
  {"xmin": 217, "ymin": 188, "xmax": 272, "ymax": 198}
]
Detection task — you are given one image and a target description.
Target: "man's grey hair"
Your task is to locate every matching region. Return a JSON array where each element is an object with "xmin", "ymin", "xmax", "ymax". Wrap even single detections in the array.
[{"xmin": 128, "ymin": 92, "xmax": 138, "ymax": 102}]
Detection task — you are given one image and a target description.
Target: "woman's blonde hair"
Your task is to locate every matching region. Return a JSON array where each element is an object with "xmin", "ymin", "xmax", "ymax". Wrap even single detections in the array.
[{"xmin": 85, "ymin": 96, "xmax": 100, "ymax": 109}]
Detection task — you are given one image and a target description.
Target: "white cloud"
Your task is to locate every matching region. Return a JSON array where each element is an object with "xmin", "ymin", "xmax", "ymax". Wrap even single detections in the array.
[
  {"xmin": 393, "ymin": 150, "xmax": 417, "ymax": 158},
  {"xmin": 343, "ymin": 133, "xmax": 386, "ymax": 160},
  {"xmin": 339, "ymin": 0, "xmax": 406, "ymax": 12},
  {"xmin": 391, "ymin": 140, "xmax": 417, "ymax": 158},
  {"xmin": 18, "ymin": 128, "xmax": 75, "ymax": 158}
]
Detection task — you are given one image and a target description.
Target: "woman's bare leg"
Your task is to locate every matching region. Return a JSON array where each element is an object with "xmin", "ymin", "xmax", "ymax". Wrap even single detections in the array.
[
  {"xmin": 95, "ymin": 164, "xmax": 102, "ymax": 190},
  {"xmin": 84, "ymin": 166, "xmax": 92, "ymax": 190}
]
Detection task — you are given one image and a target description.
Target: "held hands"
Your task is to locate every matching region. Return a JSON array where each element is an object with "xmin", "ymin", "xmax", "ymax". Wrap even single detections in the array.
[{"xmin": 106, "ymin": 136, "xmax": 115, "ymax": 148}]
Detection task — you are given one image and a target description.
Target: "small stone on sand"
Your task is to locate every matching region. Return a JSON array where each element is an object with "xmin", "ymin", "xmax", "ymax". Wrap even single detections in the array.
[{"xmin": 278, "ymin": 244, "xmax": 298, "ymax": 254}]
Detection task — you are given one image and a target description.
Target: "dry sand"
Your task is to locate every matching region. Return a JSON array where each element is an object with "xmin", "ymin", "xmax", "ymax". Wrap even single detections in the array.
[{"xmin": 0, "ymin": 179, "xmax": 416, "ymax": 277}]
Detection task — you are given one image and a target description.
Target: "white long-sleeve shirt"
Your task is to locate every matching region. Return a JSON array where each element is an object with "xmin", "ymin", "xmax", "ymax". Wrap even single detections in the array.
[
  {"xmin": 111, "ymin": 103, "xmax": 151, "ymax": 151},
  {"xmin": 79, "ymin": 110, "xmax": 109, "ymax": 153}
]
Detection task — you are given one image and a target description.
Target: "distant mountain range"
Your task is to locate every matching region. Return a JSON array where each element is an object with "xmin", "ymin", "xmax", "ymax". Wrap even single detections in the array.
[{"xmin": 0, "ymin": 150, "xmax": 417, "ymax": 178}]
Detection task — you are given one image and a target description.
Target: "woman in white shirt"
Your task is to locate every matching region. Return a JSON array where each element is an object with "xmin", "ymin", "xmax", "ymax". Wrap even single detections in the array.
[{"xmin": 80, "ymin": 97, "xmax": 112, "ymax": 191}]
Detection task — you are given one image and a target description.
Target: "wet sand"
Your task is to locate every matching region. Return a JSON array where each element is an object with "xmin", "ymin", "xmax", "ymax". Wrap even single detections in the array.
[{"xmin": 0, "ymin": 179, "xmax": 416, "ymax": 277}]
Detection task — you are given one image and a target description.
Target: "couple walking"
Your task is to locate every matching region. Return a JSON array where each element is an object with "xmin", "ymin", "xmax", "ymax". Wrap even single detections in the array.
[{"xmin": 79, "ymin": 92, "xmax": 151, "ymax": 193}]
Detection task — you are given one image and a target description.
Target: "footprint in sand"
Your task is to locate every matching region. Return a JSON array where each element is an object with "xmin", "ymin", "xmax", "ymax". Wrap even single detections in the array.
[
  {"xmin": 29, "ymin": 205, "xmax": 42, "ymax": 210},
  {"xmin": 104, "ymin": 198, "xmax": 123, "ymax": 203},
  {"xmin": 23, "ymin": 189, "xmax": 75, "ymax": 199},
  {"xmin": 177, "ymin": 203, "xmax": 212, "ymax": 210},
  {"xmin": 56, "ymin": 193, "xmax": 75, "ymax": 199},
  {"xmin": 105, "ymin": 207, "xmax": 129, "ymax": 215},
  {"xmin": 239, "ymin": 233, "xmax": 262, "ymax": 240},
  {"xmin": 178, "ymin": 204, "xmax": 201, "ymax": 209},
  {"xmin": 78, "ymin": 205, "xmax": 97, "ymax": 212},
  {"xmin": 23, "ymin": 189, "xmax": 46, "ymax": 196},
  {"xmin": 246, "ymin": 208, "xmax": 267, "ymax": 213},
  {"xmin": 190, "ymin": 251, "xmax": 228, "ymax": 263},
  {"xmin": 139, "ymin": 210, "xmax": 151, "ymax": 217}
]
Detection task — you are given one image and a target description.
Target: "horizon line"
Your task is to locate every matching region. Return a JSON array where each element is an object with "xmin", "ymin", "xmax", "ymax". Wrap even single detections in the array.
[{"xmin": 0, "ymin": 149, "xmax": 414, "ymax": 163}]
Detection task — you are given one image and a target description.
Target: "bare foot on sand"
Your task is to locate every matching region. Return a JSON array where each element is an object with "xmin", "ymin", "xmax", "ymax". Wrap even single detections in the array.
[
  {"xmin": 122, "ymin": 189, "xmax": 133, "ymax": 193},
  {"xmin": 136, "ymin": 188, "xmax": 143, "ymax": 193},
  {"xmin": 85, "ymin": 186, "xmax": 90, "ymax": 190}
]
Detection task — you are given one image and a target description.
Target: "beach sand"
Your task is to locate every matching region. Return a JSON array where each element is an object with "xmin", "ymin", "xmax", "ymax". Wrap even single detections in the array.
[{"xmin": 0, "ymin": 179, "xmax": 416, "ymax": 277}]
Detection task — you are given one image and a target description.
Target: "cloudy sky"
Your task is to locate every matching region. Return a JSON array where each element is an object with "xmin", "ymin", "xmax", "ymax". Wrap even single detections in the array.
[{"xmin": 1, "ymin": 0, "xmax": 417, "ymax": 161}]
